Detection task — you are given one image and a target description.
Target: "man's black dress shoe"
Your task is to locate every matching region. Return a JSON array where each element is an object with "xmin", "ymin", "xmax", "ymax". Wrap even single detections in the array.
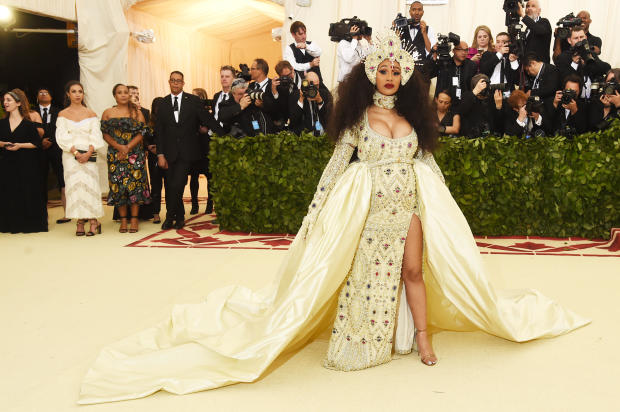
[
  {"xmin": 190, "ymin": 203, "xmax": 199, "ymax": 215},
  {"xmin": 205, "ymin": 199, "xmax": 213, "ymax": 214},
  {"xmin": 161, "ymin": 218, "xmax": 174, "ymax": 230},
  {"xmin": 174, "ymin": 219, "xmax": 185, "ymax": 230}
]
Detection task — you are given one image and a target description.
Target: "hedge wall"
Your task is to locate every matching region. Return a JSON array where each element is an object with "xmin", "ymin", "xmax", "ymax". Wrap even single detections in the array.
[{"xmin": 209, "ymin": 121, "xmax": 620, "ymax": 239}]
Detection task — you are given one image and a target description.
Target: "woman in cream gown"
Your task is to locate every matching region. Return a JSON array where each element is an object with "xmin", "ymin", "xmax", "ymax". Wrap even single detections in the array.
[{"xmin": 78, "ymin": 31, "xmax": 589, "ymax": 404}]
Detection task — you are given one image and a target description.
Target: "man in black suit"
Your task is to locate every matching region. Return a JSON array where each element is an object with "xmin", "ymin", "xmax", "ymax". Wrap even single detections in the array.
[
  {"xmin": 551, "ymin": 74, "xmax": 589, "ymax": 136},
  {"xmin": 555, "ymin": 26, "xmax": 610, "ymax": 100},
  {"xmin": 428, "ymin": 40, "xmax": 477, "ymax": 109},
  {"xmin": 553, "ymin": 10, "xmax": 603, "ymax": 63},
  {"xmin": 523, "ymin": 52, "xmax": 560, "ymax": 115},
  {"xmin": 517, "ymin": 0, "xmax": 552, "ymax": 63},
  {"xmin": 36, "ymin": 87, "xmax": 69, "ymax": 224},
  {"xmin": 156, "ymin": 71, "xmax": 223, "ymax": 230},
  {"xmin": 263, "ymin": 60, "xmax": 301, "ymax": 130},
  {"xmin": 218, "ymin": 79, "xmax": 274, "ymax": 137},
  {"xmin": 480, "ymin": 32, "xmax": 521, "ymax": 94},
  {"xmin": 212, "ymin": 65, "xmax": 235, "ymax": 129},
  {"xmin": 289, "ymin": 71, "xmax": 332, "ymax": 135},
  {"xmin": 397, "ymin": 1, "xmax": 437, "ymax": 59}
]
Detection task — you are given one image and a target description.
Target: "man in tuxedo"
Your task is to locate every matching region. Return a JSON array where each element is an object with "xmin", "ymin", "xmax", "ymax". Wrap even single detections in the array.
[
  {"xmin": 263, "ymin": 60, "xmax": 301, "ymax": 130},
  {"xmin": 284, "ymin": 21, "xmax": 323, "ymax": 82},
  {"xmin": 398, "ymin": 1, "xmax": 437, "ymax": 59},
  {"xmin": 288, "ymin": 71, "xmax": 332, "ymax": 135},
  {"xmin": 517, "ymin": 0, "xmax": 552, "ymax": 63},
  {"xmin": 479, "ymin": 32, "xmax": 521, "ymax": 95},
  {"xmin": 218, "ymin": 79, "xmax": 275, "ymax": 137},
  {"xmin": 36, "ymin": 87, "xmax": 69, "ymax": 224},
  {"xmin": 555, "ymin": 26, "xmax": 610, "ymax": 100},
  {"xmin": 428, "ymin": 40, "xmax": 477, "ymax": 109},
  {"xmin": 550, "ymin": 74, "xmax": 589, "ymax": 135},
  {"xmin": 156, "ymin": 71, "xmax": 223, "ymax": 230},
  {"xmin": 523, "ymin": 52, "xmax": 560, "ymax": 116},
  {"xmin": 212, "ymin": 65, "xmax": 235, "ymax": 128}
]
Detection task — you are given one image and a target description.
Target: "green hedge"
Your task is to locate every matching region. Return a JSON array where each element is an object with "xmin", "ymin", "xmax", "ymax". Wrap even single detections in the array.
[{"xmin": 210, "ymin": 121, "xmax": 620, "ymax": 239}]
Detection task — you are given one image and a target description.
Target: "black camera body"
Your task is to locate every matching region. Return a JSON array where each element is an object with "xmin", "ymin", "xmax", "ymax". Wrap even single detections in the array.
[
  {"xmin": 278, "ymin": 76, "xmax": 293, "ymax": 88},
  {"xmin": 592, "ymin": 80, "xmax": 620, "ymax": 99},
  {"xmin": 603, "ymin": 81, "xmax": 620, "ymax": 96},
  {"xmin": 328, "ymin": 16, "xmax": 369, "ymax": 42},
  {"xmin": 503, "ymin": 0, "xmax": 524, "ymax": 25},
  {"xmin": 394, "ymin": 13, "xmax": 416, "ymax": 31},
  {"xmin": 570, "ymin": 39, "xmax": 595, "ymax": 63},
  {"xmin": 561, "ymin": 89, "xmax": 577, "ymax": 105},
  {"xmin": 237, "ymin": 63, "xmax": 251, "ymax": 81},
  {"xmin": 507, "ymin": 23, "xmax": 526, "ymax": 57},
  {"xmin": 301, "ymin": 79, "xmax": 319, "ymax": 99},
  {"xmin": 479, "ymin": 82, "xmax": 507, "ymax": 98},
  {"xmin": 556, "ymin": 13, "xmax": 582, "ymax": 40},
  {"xmin": 526, "ymin": 95, "xmax": 544, "ymax": 114},
  {"xmin": 436, "ymin": 32, "xmax": 460, "ymax": 68}
]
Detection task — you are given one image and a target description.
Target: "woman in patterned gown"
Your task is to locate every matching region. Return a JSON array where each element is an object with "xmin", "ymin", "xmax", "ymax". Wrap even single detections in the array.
[
  {"xmin": 79, "ymin": 31, "xmax": 589, "ymax": 404},
  {"xmin": 56, "ymin": 81, "xmax": 105, "ymax": 236},
  {"xmin": 101, "ymin": 84, "xmax": 151, "ymax": 233}
]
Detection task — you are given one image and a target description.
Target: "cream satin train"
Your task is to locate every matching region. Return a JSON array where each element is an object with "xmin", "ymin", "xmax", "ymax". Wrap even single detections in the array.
[{"xmin": 79, "ymin": 161, "xmax": 590, "ymax": 404}]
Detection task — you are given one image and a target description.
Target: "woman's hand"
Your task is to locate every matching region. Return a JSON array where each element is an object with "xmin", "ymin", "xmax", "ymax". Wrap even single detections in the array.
[
  {"xmin": 518, "ymin": 104, "xmax": 528, "ymax": 122},
  {"xmin": 471, "ymin": 52, "xmax": 482, "ymax": 62},
  {"xmin": 5, "ymin": 142, "xmax": 20, "ymax": 151}
]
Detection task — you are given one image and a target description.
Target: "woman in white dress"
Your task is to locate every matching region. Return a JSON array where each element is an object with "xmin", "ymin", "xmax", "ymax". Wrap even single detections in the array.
[{"xmin": 56, "ymin": 81, "xmax": 105, "ymax": 236}]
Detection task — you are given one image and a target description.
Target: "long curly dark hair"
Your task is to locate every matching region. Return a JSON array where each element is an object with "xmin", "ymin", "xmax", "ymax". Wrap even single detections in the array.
[{"xmin": 327, "ymin": 63, "xmax": 439, "ymax": 152}]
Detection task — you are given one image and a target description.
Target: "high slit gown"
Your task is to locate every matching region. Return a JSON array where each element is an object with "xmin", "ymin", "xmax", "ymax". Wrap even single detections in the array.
[{"xmin": 78, "ymin": 111, "xmax": 589, "ymax": 404}]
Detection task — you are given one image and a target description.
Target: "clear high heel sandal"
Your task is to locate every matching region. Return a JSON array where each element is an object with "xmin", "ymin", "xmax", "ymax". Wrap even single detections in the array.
[{"xmin": 413, "ymin": 328, "xmax": 437, "ymax": 366}]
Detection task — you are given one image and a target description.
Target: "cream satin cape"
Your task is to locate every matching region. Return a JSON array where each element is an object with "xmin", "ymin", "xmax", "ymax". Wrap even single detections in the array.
[{"xmin": 78, "ymin": 161, "xmax": 590, "ymax": 404}]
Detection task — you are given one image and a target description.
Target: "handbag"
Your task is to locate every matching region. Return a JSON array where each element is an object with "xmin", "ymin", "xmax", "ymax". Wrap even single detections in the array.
[{"xmin": 77, "ymin": 149, "xmax": 98, "ymax": 162}]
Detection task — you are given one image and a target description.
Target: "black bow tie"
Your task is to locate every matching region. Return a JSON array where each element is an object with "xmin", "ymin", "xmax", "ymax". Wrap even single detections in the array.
[{"xmin": 410, "ymin": 24, "xmax": 420, "ymax": 30}]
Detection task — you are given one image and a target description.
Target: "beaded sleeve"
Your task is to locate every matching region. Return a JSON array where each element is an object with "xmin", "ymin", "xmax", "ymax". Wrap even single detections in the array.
[
  {"xmin": 415, "ymin": 148, "xmax": 445, "ymax": 183},
  {"xmin": 299, "ymin": 128, "xmax": 358, "ymax": 238}
]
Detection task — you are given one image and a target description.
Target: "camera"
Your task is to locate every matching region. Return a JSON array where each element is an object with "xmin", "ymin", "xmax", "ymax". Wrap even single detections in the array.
[
  {"xmin": 393, "ymin": 12, "xmax": 416, "ymax": 31},
  {"xmin": 558, "ymin": 123, "xmax": 577, "ymax": 138},
  {"xmin": 603, "ymin": 81, "xmax": 620, "ymax": 95},
  {"xmin": 435, "ymin": 32, "xmax": 460, "ymax": 68},
  {"xmin": 507, "ymin": 23, "xmax": 526, "ymax": 57},
  {"xmin": 525, "ymin": 95, "xmax": 544, "ymax": 114},
  {"xmin": 570, "ymin": 39, "xmax": 595, "ymax": 63},
  {"xmin": 556, "ymin": 13, "xmax": 582, "ymax": 40},
  {"xmin": 503, "ymin": 0, "xmax": 524, "ymax": 26},
  {"xmin": 560, "ymin": 89, "xmax": 577, "ymax": 105},
  {"xmin": 277, "ymin": 76, "xmax": 293, "ymax": 88},
  {"xmin": 237, "ymin": 63, "xmax": 251, "ymax": 81},
  {"xmin": 479, "ymin": 81, "xmax": 507, "ymax": 98},
  {"xmin": 328, "ymin": 16, "xmax": 368, "ymax": 42},
  {"xmin": 301, "ymin": 79, "xmax": 318, "ymax": 99},
  {"xmin": 247, "ymin": 90, "xmax": 265, "ymax": 102}
]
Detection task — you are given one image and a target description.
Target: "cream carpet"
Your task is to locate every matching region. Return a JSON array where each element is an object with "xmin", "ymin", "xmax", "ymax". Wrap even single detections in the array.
[{"xmin": 1, "ymin": 202, "xmax": 618, "ymax": 412}]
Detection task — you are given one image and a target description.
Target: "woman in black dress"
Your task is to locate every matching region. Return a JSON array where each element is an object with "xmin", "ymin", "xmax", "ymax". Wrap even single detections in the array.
[
  {"xmin": 434, "ymin": 90, "xmax": 460, "ymax": 136},
  {"xmin": 0, "ymin": 90, "xmax": 47, "ymax": 233}
]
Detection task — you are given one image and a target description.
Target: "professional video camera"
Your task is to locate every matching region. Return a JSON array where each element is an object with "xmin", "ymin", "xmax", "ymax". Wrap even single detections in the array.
[
  {"xmin": 479, "ymin": 82, "xmax": 507, "ymax": 98},
  {"xmin": 560, "ymin": 89, "xmax": 577, "ymax": 105},
  {"xmin": 525, "ymin": 95, "xmax": 544, "ymax": 114},
  {"xmin": 300, "ymin": 79, "xmax": 319, "ymax": 99},
  {"xmin": 556, "ymin": 13, "xmax": 582, "ymax": 40},
  {"xmin": 503, "ymin": 0, "xmax": 524, "ymax": 26},
  {"xmin": 237, "ymin": 64, "xmax": 251, "ymax": 81},
  {"xmin": 570, "ymin": 39, "xmax": 595, "ymax": 63},
  {"xmin": 435, "ymin": 32, "xmax": 460, "ymax": 68},
  {"xmin": 328, "ymin": 16, "xmax": 369, "ymax": 42},
  {"xmin": 393, "ymin": 12, "xmax": 416, "ymax": 31},
  {"xmin": 502, "ymin": 0, "xmax": 526, "ymax": 57}
]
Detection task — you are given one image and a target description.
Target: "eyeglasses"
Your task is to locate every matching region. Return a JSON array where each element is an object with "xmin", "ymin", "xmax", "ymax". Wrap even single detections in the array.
[
  {"xmin": 38, "ymin": 91, "xmax": 50, "ymax": 95},
  {"xmin": 169, "ymin": 79, "xmax": 184, "ymax": 84}
]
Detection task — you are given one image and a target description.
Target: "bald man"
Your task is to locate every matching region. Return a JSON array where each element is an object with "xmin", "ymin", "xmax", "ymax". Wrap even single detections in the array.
[
  {"xmin": 289, "ymin": 71, "xmax": 332, "ymax": 135},
  {"xmin": 517, "ymin": 0, "xmax": 552, "ymax": 63},
  {"xmin": 553, "ymin": 10, "xmax": 602, "ymax": 62}
]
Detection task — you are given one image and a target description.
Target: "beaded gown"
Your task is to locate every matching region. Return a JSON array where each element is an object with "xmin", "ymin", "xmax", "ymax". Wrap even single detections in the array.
[{"xmin": 79, "ymin": 110, "xmax": 589, "ymax": 404}]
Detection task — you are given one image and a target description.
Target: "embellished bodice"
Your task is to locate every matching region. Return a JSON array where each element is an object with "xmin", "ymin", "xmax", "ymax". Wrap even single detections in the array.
[{"xmin": 356, "ymin": 111, "xmax": 419, "ymax": 165}]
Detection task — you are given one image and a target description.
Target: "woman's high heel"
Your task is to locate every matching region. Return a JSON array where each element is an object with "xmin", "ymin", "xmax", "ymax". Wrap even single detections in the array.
[
  {"xmin": 75, "ymin": 219, "xmax": 85, "ymax": 236},
  {"xmin": 129, "ymin": 215, "xmax": 139, "ymax": 233},
  {"xmin": 119, "ymin": 217, "xmax": 128, "ymax": 233},
  {"xmin": 86, "ymin": 220, "xmax": 101, "ymax": 237},
  {"xmin": 414, "ymin": 328, "xmax": 437, "ymax": 366}
]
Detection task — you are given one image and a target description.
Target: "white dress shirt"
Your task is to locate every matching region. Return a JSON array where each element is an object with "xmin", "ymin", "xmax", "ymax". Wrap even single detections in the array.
[
  {"xmin": 214, "ymin": 91, "xmax": 229, "ymax": 120},
  {"xmin": 39, "ymin": 104, "xmax": 52, "ymax": 124},
  {"xmin": 408, "ymin": 25, "xmax": 437, "ymax": 57},
  {"xmin": 490, "ymin": 52, "xmax": 520, "ymax": 84},
  {"xmin": 284, "ymin": 41, "xmax": 322, "ymax": 73},
  {"xmin": 171, "ymin": 91, "xmax": 183, "ymax": 122},
  {"xmin": 570, "ymin": 61, "xmax": 593, "ymax": 99}
]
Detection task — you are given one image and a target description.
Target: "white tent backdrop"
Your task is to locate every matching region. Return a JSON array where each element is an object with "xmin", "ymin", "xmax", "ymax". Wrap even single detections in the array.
[{"xmin": 4, "ymin": 0, "xmax": 620, "ymax": 111}]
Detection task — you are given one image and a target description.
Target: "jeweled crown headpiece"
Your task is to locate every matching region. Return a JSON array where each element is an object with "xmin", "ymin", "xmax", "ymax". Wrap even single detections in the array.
[{"xmin": 364, "ymin": 29, "xmax": 419, "ymax": 86}]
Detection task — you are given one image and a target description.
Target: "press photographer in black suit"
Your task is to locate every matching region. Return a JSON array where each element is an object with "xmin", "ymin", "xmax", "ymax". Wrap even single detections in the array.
[
  {"xmin": 517, "ymin": 0, "xmax": 552, "ymax": 63},
  {"xmin": 36, "ymin": 87, "xmax": 69, "ymax": 224},
  {"xmin": 457, "ymin": 74, "xmax": 504, "ymax": 138},
  {"xmin": 289, "ymin": 71, "xmax": 332, "ymax": 136},
  {"xmin": 479, "ymin": 32, "xmax": 520, "ymax": 93},
  {"xmin": 428, "ymin": 40, "xmax": 477, "ymax": 109},
  {"xmin": 502, "ymin": 90, "xmax": 550, "ymax": 138},
  {"xmin": 523, "ymin": 52, "xmax": 560, "ymax": 115},
  {"xmin": 155, "ymin": 71, "xmax": 223, "ymax": 230},
  {"xmin": 555, "ymin": 26, "xmax": 610, "ymax": 100},
  {"xmin": 397, "ymin": 1, "xmax": 437, "ymax": 59},
  {"xmin": 218, "ymin": 79, "xmax": 275, "ymax": 137},
  {"xmin": 553, "ymin": 10, "xmax": 602, "ymax": 63},
  {"xmin": 551, "ymin": 74, "xmax": 589, "ymax": 136},
  {"xmin": 262, "ymin": 60, "xmax": 301, "ymax": 131}
]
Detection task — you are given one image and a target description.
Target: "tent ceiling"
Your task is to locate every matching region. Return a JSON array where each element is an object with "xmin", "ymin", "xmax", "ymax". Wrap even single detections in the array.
[{"xmin": 131, "ymin": 0, "xmax": 284, "ymax": 41}]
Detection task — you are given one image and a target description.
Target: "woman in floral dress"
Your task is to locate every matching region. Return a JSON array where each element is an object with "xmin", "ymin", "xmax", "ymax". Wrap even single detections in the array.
[{"xmin": 101, "ymin": 84, "xmax": 151, "ymax": 233}]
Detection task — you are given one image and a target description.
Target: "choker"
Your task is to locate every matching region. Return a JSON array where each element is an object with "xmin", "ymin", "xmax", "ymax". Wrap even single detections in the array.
[{"xmin": 373, "ymin": 91, "xmax": 396, "ymax": 110}]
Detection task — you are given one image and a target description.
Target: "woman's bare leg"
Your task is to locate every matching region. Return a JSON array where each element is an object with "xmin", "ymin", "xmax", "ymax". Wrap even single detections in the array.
[{"xmin": 401, "ymin": 214, "xmax": 437, "ymax": 365}]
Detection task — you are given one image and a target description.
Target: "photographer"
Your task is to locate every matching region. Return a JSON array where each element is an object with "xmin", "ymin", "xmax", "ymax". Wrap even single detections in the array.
[
  {"xmin": 435, "ymin": 90, "xmax": 460, "ymax": 136},
  {"xmin": 397, "ymin": 1, "xmax": 437, "ymax": 58},
  {"xmin": 337, "ymin": 24, "xmax": 371, "ymax": 82},
  {"xmin": 588, "ymin": 90, "xmax": 619, "ymax": 132},
  {"xmin": 284, "ymin": 21, "xmax": 323, "ymax": 82},
  {"xmin": 556, "ymin": 26, "xmax": 610, "ymax": 99},
  {"xmin": 551, "ymin": 74, "xmax": 588, "ymax": 136},
  {"xmin": 289, "ymin": 71, "xmax": 332, "ymax": 136},
  {"xmin": 263, "ymin": 60, "xmax": 301, "ymax": 130},
  {"xmin": 457, "ymin": 74, "xmax": 504, "ymax": 138},
  {"xmin": 429, "ymin": 40, "xmax": 477, "ymax": 109},
  {"xmin": 480, "ymin": 32, "xmax": 520, "ymax": 93},
  {"xmin": 553, "ymin": 11, "xmax": 602, "ymax": 63},
  {"xmin": 503, "ymin": 90, "xmax": 549, "ymax": 137},
  {"xmin": 604, "ymin": 68, "xmax": 620, "ymax": 109},
  {"xmin": 515, "ymin": 0, "xmax": 552, "ymax": 63},
  {"xmin": 218, "ymin": 79, "xmax": 274, "ymax": 138},
  {"xmin": 523, "ymin": 52, "xmax": 560, "ymax": 113}
]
